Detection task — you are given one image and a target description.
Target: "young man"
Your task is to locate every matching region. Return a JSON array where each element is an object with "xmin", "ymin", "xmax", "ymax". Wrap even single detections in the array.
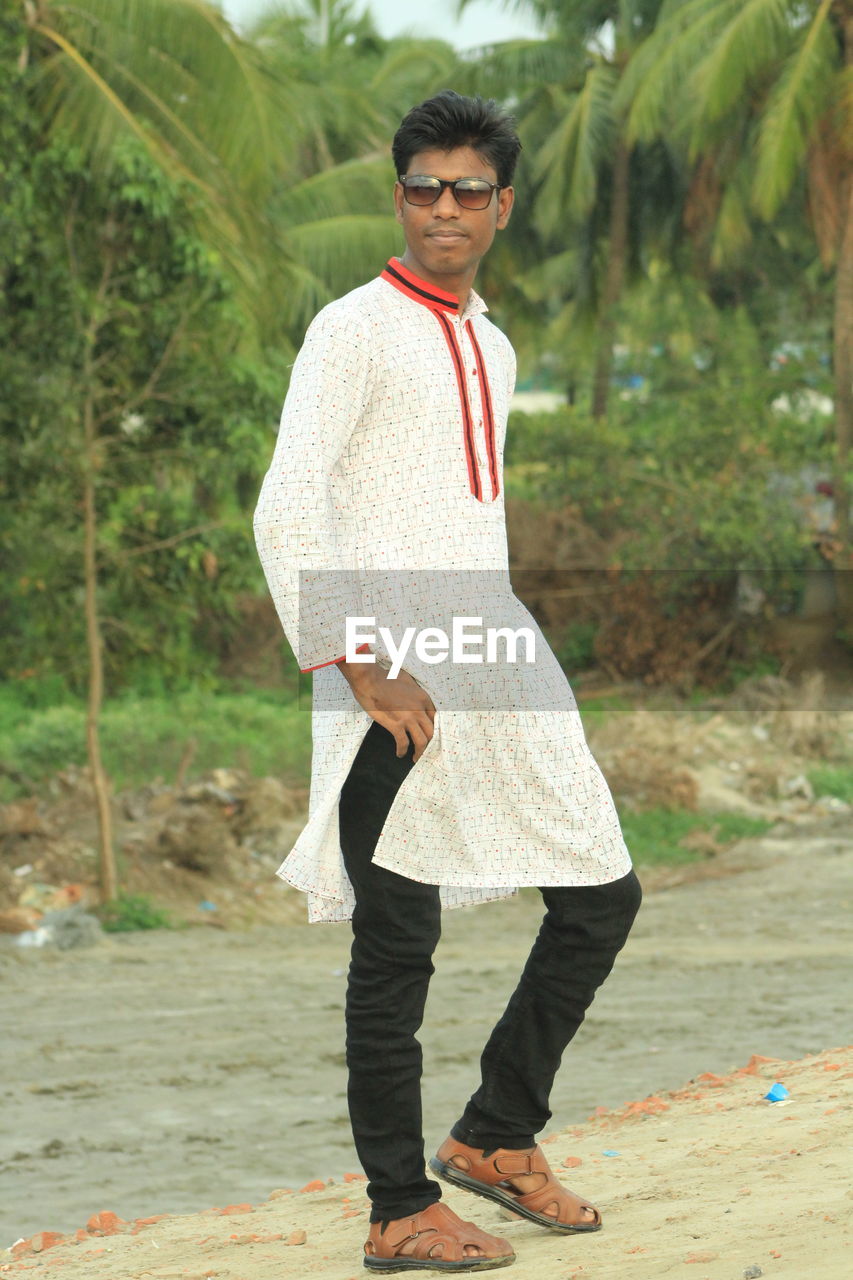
[{"xmin": 254, "ymin": 91, "xmax": 642, "ymax": 1273}]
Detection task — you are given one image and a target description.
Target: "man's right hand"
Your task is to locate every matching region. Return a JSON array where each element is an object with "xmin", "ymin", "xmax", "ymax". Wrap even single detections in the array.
[{"xmin": 336, "ymin": 658, "xmax": 436, "ymax": 761}]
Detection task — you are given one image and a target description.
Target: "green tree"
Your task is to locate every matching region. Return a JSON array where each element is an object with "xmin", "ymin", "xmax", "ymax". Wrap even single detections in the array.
[
  {"xmin": 4, "ymin": 0, "xmax": 290, "ymax": 899},
  {"xmin": 618, "ymin": 0, "xmax": 853, "ymax": 606}
]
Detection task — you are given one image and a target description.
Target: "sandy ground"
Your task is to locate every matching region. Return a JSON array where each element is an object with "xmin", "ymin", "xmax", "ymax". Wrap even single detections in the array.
[
  {"xmin": 4, "ymin": 1045, "xmax": 851, "ymax": 1280},
  {"xmin": 2, "ymin": 814, "xmax": 851, "ymax": 1277}
]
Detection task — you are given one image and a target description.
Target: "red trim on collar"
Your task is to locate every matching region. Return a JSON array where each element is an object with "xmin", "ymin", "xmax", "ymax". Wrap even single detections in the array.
[{"xmin": 380, "ymin": 259, "xmax": 459, "ymax": 313}]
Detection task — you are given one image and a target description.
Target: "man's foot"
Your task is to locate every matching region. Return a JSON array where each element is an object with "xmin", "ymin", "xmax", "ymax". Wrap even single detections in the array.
[
  {"xmin": 429, "ymin": 1137, "xmax": 602, "ymax": 1234},
  {"xmin": 363, "ymin": 1201, "xmax": 515, "ymax": 1272}
]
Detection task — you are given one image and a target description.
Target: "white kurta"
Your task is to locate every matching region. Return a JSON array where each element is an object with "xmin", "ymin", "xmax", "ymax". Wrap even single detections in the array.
[{"xmin": 254, "ymin": 258, "xmax": 632, "ymax": 922}]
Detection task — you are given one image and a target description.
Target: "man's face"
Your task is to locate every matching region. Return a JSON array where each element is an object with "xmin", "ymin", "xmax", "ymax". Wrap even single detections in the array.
[{"xmin": 393, "ymin": 145, "xmax": 514, "ymax": 295}]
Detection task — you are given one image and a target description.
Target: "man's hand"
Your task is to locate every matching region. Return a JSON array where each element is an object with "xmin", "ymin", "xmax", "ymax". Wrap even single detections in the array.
[{"xmin": 337, "ymin": 658, "xmax": 435, "ymax": 761}]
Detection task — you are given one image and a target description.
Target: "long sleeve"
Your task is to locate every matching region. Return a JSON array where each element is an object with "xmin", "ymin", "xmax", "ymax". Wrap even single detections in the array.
[{"xmin": 253, "ymin": 304, "xmax": 374, "ymax": 672}]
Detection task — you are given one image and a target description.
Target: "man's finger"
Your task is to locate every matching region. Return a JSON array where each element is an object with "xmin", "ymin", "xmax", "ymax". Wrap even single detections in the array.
[{"xmin": 408, "ymin": 722, "xmax": 432, "ymax": 763}]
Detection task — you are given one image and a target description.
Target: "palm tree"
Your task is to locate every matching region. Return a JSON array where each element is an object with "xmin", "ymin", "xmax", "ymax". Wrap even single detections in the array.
[
  {"xmin": 460, "ymin": 1, "xmax": 680, "ymax": 417},
  {"xmin": 618, "ymin": 0, "xmax": 853, "ymax": 606},
  {"xmin": 19, "ymin": 0, "xmax": 294, "ymax": 301}
]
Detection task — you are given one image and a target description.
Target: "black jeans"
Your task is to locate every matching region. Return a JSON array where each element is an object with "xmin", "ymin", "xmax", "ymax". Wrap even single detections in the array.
[{"xmin": 339, "ymin": 719, "xmax": 642, "ymax": 1223}]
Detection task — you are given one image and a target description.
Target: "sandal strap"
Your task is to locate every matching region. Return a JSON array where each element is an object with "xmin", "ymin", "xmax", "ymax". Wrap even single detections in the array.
[
  {"xmin": 513, "ymin": 1179, "xmax": 602, "ymax": 1226},
  {"xmin": 435, "ymin": 1136, "xmax": 601, "ymax": 1229},
  {"xmin": 365, "ymin": 1202, "xmax": 514, "ymax": 1263}
]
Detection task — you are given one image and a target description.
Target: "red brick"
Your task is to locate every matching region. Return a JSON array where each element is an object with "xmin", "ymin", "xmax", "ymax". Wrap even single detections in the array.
[{"xmin": 86, "ymin": 1211, "xmax": 126, "ymax": 1236}]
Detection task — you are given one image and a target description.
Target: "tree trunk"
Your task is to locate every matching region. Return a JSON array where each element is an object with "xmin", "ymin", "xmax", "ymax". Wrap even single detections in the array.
[
  {"xmin": 833, "ymin": 10, "xmax": 853, "ymax": 622},
  {"xmin": 592, "ymin": 135, "xmax": 631, "ymax": 419},
  {"xmin": 83, "ymin": 386, "xmax": 117, "ymax": 903}
]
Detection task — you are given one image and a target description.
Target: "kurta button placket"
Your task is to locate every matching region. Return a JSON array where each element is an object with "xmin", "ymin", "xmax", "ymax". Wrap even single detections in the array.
[{"xmin": 381, "ymin": 259, "xmax": 499, "ymax": 503}]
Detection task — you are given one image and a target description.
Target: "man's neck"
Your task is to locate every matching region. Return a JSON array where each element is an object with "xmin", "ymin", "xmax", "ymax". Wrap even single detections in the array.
[{"xmin": 398, "ymin": 252, "xmax": 475, "ymax": 313}]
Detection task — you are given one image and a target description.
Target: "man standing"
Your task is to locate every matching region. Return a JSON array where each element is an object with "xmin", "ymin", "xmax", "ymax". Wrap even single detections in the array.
[{"xmin": 254, "ymin": 91, "xmax": 642, "ymax": 1273}]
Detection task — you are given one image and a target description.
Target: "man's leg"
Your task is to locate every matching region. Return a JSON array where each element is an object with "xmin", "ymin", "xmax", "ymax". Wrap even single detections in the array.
[
  {"xmin": 339, "ymin": 720, "xmax": 443, "ymax": 1223},
  {"xmin": 451, "ymin": 871, "xmax": 643, "ymax": 1147},
  {"xmin": 431, "ymin": 871, "xmax": 642, "ymax": 1230}
]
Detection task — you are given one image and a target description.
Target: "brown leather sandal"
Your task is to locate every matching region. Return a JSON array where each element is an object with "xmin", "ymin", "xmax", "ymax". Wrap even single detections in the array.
[
  {"xmin": 430, "ymin": 1137, "xmax": 602, "ymax": 1235},
  {"xmin": 363, "ymin": 1201, "xmax": 516, "ymax": 1272}
]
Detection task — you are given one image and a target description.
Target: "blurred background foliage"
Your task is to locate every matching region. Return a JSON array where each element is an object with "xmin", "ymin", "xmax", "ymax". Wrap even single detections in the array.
[{"xmin": 1, "ymin": 0, "xmax": 850, "ymax": 705}]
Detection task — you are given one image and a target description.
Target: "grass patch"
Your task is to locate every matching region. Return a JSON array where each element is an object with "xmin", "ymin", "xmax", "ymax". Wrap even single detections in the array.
[
  {"xmin": 620, "ymin": 808, "xmax": 773, "ymax": 866},
  {"xmin": 807, "ymin": 765, "xmax": 853, "ymax": 804},
  {"xmin": 576, "ymin": 693, "xmax": 634, "ymax": 727},
  {"xmin": 95, "ymin": 892, "xmax": 175, "ymax": 933},
  {"xmin": 0, "ymin": 684, "xmax": 313, "ymax": 798}
]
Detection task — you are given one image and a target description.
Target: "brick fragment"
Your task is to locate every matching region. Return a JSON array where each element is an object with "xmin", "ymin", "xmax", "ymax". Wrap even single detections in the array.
[
  {"xmin": 31, "ymin": 1233, "xmax": 66, "ymax": 1254},
  {"xmin": 86, "ymin": 1211, "xmax": 126, "ymax": 1236}
]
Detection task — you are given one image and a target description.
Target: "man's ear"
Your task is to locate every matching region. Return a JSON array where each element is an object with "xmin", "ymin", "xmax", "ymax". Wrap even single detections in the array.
[
  {"xmin": 496, "ymin": 185, "xmax": 514, "ymax": 230},
  {"xmin": 393, "ymin": 181, "xmax": 405, "ymax": 225}
]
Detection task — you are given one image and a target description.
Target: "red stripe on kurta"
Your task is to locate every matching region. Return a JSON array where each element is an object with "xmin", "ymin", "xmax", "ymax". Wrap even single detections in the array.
[
  {"xmin": 467, "ymin": 323, "xmax": 500, "ymax": 501},
  {"xmin": 434, "ymin": 310, "xmax": 481, "ymax": 502}
]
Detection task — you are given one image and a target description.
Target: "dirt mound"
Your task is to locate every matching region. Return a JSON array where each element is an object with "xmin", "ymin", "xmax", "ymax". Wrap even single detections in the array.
[
  {"xmin": 0, "ymin": 767, "xmax": 309, "ymax": 930},
  {"xmin": 588, "ymin": 672, "xmax": 852, "ymax": 821}
]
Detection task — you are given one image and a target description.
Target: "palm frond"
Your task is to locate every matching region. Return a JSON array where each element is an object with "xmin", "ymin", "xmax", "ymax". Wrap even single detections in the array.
[
  {"xmin": 534, "ymin": 61, "xmax": 618, "ymax": 233},
  {"xmin": 35, "ymin": 0, "xmax": 293, "ymax": 189},
  {"xmin": 622, "ymin": 0, "xmax": 738, "ymax": 143},
  {"xmin": 456, "ymin": 36, "xmax": 587, "ymax": 98},
  {"xmin": 281, "ymin": 214, "xmax": 402, "ymax": 297},
  {"xmin": 696, "ymin": 0, "xmax": 801, "ymax": 125},
  {"xmin": 709, "ymin": 178, "xmax": 754, "ymax": 268},
  {"xmin": 369, "ymin": 38, "xmax": 457, "ymax": 100},
  {"xmin": 276, "ymin": 157, "xmax": 395, "ymax": 226},
  {"xmin": 751, "ymin": 0, "xmax": 836, "ymax": 220}
]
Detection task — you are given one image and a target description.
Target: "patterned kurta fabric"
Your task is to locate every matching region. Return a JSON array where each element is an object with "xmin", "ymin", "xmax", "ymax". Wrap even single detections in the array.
[{"xmin": 254, "ymin": 258, "xmax": 632, "ymax": 922}]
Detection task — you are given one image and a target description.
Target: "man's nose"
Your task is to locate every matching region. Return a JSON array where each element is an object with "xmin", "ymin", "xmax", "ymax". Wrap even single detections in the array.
[{"xmin": 433, "ymin": 185, "xmax": 460, "ymax": 216}]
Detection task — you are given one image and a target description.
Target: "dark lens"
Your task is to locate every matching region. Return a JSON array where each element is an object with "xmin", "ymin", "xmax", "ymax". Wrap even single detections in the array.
[
  {"xmin": 454, "ymin": 180, "xmax": 493, "ymax": 210},
  {"xmin": 404, "ymin": 178, "xmax": 441, "ymax": 205}
]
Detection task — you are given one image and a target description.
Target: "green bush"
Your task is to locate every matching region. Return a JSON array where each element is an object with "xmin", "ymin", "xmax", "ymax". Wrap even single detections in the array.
[
  {"xmin": 505, "ymin": 353, "xmax": 831, "ymax": 588},
  {"xmin": 96, "ymin": 892, "xmax": 173, "ymax": 932}
]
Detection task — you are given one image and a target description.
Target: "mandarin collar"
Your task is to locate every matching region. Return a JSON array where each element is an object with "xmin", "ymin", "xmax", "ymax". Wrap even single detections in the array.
[{"xmin": 381, "ymin": 258, "xmax": 488, "ymax": 323}]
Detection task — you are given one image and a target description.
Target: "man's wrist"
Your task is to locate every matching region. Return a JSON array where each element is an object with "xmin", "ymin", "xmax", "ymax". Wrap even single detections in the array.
[{"xmin": 336, "ymin": 649, "xmax": 377, "ymax": 687}]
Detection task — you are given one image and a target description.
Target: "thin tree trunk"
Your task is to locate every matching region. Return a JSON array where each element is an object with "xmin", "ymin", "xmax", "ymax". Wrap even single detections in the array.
[
  {"xmin": 833, "ymin": 11, "xmax": 853, "ymax": 620},
  {"xmin": 83, "ymin": 389, "xmax": 116, "ymax": 902},
  {"xmin": 592, "ymin": 136, "xmax": 631, "ymax": 419},
  {"xmin": 80, "ymin": 241, "xmax": 117, "ymax": 903}
]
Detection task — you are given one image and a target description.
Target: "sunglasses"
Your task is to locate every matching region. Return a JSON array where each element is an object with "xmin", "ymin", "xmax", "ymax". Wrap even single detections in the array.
[{"xmin": 398, "ymin": 174, "xmax": 502, "ymax": 211}]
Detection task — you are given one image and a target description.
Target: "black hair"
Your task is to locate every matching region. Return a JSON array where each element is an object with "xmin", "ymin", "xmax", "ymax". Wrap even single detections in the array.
[{"xmin": 392, "ymin": 90, "xmax": 521, "ymax": 189}]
